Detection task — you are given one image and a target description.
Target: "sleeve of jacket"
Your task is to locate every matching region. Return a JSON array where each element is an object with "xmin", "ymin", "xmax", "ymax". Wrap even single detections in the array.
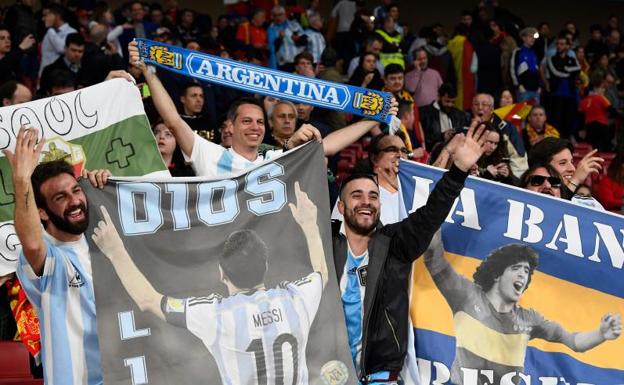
[{"xmin": 390, "ymin": 164, "xmax": 468, "ymax": 263}]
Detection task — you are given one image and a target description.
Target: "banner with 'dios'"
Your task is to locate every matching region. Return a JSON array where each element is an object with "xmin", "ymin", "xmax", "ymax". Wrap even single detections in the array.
[{"xmin": 84, "ymin": 143, "xmax": 356, "ymax": 385}]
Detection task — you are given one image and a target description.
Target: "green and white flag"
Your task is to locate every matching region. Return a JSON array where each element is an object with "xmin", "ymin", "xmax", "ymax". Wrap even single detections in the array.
[{"xmin": 0, "ymin": 79, "xmax": 166, "ymax": 274}]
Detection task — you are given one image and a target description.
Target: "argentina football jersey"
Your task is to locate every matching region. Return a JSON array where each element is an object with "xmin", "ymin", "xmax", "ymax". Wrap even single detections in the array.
[
  {"xmin": 184, "ymin": 132, "xmax": 282, "ymax": 177},
  {"xmin": 17, "ymin": 232, "xmax": 102, "ymax": 385},
  {"xmin": 162, "ymin": 271, "xmax": 323, "ymax": 385}
]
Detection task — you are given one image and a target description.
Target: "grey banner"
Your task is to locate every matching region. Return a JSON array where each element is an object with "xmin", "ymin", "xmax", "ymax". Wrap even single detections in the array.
[{"xmin": 84, "ymin": 143, "xmax": 356, "ymax": 385}]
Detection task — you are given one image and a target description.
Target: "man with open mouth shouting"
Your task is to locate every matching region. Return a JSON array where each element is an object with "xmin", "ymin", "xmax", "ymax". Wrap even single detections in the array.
[{"xmin": 4, "ymin": 126, "xmax": 109, "ymax": 385}]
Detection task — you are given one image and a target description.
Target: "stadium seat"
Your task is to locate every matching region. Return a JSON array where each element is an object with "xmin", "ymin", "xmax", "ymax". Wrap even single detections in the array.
[
  {"xmin": 339, "ymin": 149, "xmax": 356, "ymax": 165},
  {"xmin": 573, "ymin": 142, "xmax": 593, "ymax": 157},
  {"xmin": 597, "ymin": 152, "xmax": 616, "ymax": 174},
  {"xmin": 0, "ymin": 341, "xmax": 32, "ymax": 379}
]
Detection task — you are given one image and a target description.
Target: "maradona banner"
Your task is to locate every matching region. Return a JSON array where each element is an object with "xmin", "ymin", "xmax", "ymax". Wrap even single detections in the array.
[
  {"xmin": 135, "ymin": 38, "xmax": 395, "ymax": 124},
  {"xmin": 0, "ymin": 79, "xmax": 166, "ymax": 274},
  {"xmin": 84, "ymin": 142, "xmax": 356, "ymax": 385},
  {"xmin": 399, "ymin": 161, "xmax": 623, "ymax": 385}
]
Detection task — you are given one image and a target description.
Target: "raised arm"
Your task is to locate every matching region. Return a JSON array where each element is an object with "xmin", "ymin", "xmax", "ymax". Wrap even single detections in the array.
[
  {"xmin": 321, "ymin": 119, "xmax": 379, "ymax": 156},
  {"xmin": 394, "ymin": 120, "xmax": 486, "ymax": 263},
  {"xmin": 568, "ymin": 149, "xmax": 603, "ymax": 192},
  {"xmin": 3, "ymin": 128, "xmax": 46, "ymax": 275},
  {"xmin": 287, "ymin": 99, "xmax": 399, "ymax": 156},
  {"xmin": 128, "ymin": 40, "xmax": 195, "ymax": 157},
  {"xmin": 322, "ymin": 98, "xmax": 399, "ymax": 156},
  {"xmin": 289, "ymin": 182, "xmax": 327, "ymax": 288},
  {"xmin": 92, "ymin": 206, "xmax": 165, "ymax": 321},
  {"xmin": 562, "ymin": 313, "xmax": 622, "ymax": 352}
]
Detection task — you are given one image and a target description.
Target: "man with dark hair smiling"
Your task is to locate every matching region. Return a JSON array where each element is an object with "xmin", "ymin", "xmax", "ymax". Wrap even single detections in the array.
[
  {"xmin": 425, "ymin": 236, "xmax": 621, "ymax": 385},
  {"xmin": 333, "ymin": 120, "xmax": 486, "ymax": 384},
  {"xmin": 4, "ymin": 127, "xmax": 107, "ymax": 384}
]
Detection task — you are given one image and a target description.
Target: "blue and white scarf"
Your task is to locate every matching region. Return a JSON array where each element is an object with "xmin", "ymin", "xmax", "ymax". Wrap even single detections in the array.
[{"xmin": 136, "ymin": 39, "xmax": 396, "ymax": 124}]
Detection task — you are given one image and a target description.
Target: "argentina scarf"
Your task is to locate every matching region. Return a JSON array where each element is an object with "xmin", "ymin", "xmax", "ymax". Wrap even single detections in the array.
[{"xmin": 135, "ymin": 38, "xmax": 396, "ymax": 124}]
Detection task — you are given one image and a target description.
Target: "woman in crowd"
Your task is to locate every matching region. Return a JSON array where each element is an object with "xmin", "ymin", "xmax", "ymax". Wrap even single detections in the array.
[
  {"xmin": 589, "ymin": 53, "xmax": 621, "ymax": 108},
  {"xmin": 348, "ymin": 52, "xmax": 384, "ymax": 90},
  {"xmin": 153, "ymin": 120, "xmax": 195, "ymax": 177},
  {"xmin": 92, "ymin": 2, "xmax": 131, "ymax": 57},
  {"xmin": 476, "ymin": 126, "xmax": 519, "ymax": 185}
]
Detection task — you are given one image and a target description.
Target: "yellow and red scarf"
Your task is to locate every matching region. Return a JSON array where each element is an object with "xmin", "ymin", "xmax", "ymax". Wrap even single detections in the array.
[{"xmin": 6, "ymin": 278, "xmax": 41, "ymax": 362}]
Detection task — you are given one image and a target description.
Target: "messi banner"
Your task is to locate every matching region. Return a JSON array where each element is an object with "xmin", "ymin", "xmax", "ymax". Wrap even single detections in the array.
[
  {"xmin": 399, "ymin": 161, "xmax": 623, "ymax": 385},
  {"xmin": 0, "ymin": 79, "xmax": 166, "ymax": 274},
  {"xmin": 135, "ymin": 38, "xmax": 395, "ymax": 125},
  {"xmin": 84, "ymin": 142, "xmax": 356, "ymax": 385}
]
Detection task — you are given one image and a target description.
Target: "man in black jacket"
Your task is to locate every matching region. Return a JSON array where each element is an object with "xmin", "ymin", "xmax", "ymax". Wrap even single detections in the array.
[
  {"xmin": 419, "ymin": 83, "xmax": 468, "ymax": 151},
  {"xmin": 38, "ymin": 32, "xmax": 86, "ymax": 96},
  {"xmin": 544, "ymin": 33, "xmax": 581, "ymax": 140},
  {"xmin": 333, "ymin": 120, "xmax": 486, "ymax": 384}
]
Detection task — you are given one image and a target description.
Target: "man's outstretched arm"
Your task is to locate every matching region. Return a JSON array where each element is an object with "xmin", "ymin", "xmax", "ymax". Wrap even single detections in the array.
[
  {"xmin": 4, "ymin": 127, "xmax": 46, "ymax": 275},
  {"xmin": 128, "ymin": 40, "xmax": 195, "ymax": 157},
  {"xmin": 92, "ymin": 206, "xmax": 166, "ymax": 321},
  {"xmin": 289, "ymin": 182, "xmax": 327, "ymax": 288},
  {"xmin": 287, "ymin": 99, "xmax": 399, "ymax": 156},
  {"xmin": 561, "ymin": 313, "xmax": 622, "ymax": 352}
]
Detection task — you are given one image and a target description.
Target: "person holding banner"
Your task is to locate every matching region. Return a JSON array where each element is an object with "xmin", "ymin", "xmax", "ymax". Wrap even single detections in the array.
[
  {"xmin": 333, "ymin": 119, "xmax": 487, "ymax": 384},
  {"xmin": 424, "ymin": 235, "xmax": 621, "ymax": 385},
  {"xmin": 128, "ymin": 40, "xmax": 395, "ymax": 178},
  {"xmin": 4, "ymin": 127, "xmax": 107, "ymax": 385},
  {"xmin": 91, "ymin": 182, "xmax": 327, "ymax": 385}
]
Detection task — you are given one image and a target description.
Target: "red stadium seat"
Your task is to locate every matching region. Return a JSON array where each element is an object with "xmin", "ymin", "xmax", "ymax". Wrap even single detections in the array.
[
  {"xmin": 0, "ymin": 341, "xmax": 32, "ymax": 379},
  {"xmin": 573, "ymin": 142, "xmax": 593, "ymax": 158},
  {"xmin": 597, "ymin": 152, "xmax": 616, "ymax": 175},
  {"xmin": 339, "ymin": 149, "xmax": 356, "ymax": 165},
  {"xmin": 345, "ymin": 142, "xmax": 364, "ymax": 159}
]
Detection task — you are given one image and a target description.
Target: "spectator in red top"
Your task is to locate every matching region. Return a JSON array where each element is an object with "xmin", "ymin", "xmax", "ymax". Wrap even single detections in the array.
[
  {"xmin": 579, "ymin": 83, "xmax": 614, "ymax": 151},
  {"xmin": 595, "ymin": 153, "xmax": 624, "ymax": 212},
  {"xmin": 235, "ymin": 8, "xmax": 268, "ymax": 52}
]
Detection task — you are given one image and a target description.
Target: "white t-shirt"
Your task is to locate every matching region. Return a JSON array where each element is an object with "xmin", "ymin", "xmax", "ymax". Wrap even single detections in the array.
[
  {"xmin": 331, "ymin": 0, "xmax": 357, "ymax": 32},
  {"xmin": 184, "ymin": 133, "xmax": 282, "ymax": 177}
]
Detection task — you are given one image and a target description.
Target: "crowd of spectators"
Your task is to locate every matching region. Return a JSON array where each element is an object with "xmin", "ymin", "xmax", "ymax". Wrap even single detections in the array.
[{"xmin": 0, "ymin": 0, "xmax": 623, "ymax": 381}]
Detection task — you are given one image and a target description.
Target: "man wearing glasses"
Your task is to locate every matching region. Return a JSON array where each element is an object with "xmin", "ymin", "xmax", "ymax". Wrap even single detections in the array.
[
  {"xmin": 471, "ymin": 93, "xmax": 527, "ymax": 177},
  {"xmin": 331, "ymin": 132, "xmax": 410, "ymax": 226}
]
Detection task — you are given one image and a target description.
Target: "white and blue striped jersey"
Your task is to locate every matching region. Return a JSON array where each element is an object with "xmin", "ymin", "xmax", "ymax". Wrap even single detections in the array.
[
  {"xmin": 339, "ymin": 247, "xmax": 368, "ymax": 370},
  {"xmin": 16, "ymin": 232, "xmax": 102, "ymax": 385},
  {"xmin": 277, "ymin": 21, "xmax": 305, "ymax": 66},
  {"xmin": 303, "ymin": 29, "xmax": 326, "ymax": 64},
  {"xmin": 163, "ymin": 271, "xmax": 323, "ymax": 385},
  {"xmin": 184, "ymin": 133, "xmax": 282, "ymax": 178}
]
